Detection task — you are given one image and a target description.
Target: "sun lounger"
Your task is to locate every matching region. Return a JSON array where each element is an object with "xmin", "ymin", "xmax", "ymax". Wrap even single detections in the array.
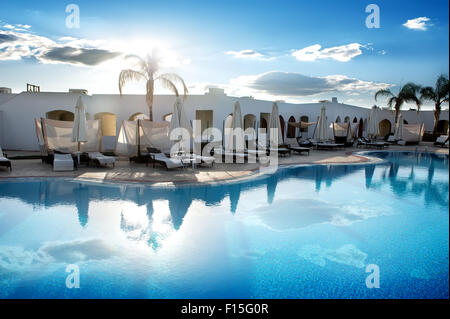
[
  {"xmin": 386, "ymin": 135, "xmax": 399, "ymax": 144},
  {"xmin": 285, "ymin": 138, "xmax": 310, "ymax": 155},
  {"xmin": 266, "ymin": 147, "xmax": 291, "ymax": 156},
  {"xmin": 434, "ymin": 135, "xmax": 449, "ymax": 148},
  {"xmin": 145, "ymin": 148, "xmax": 183, "ymax": 170},
  {"xmin": 0, "ymin": 146, "xmax": 12, "ymax": 171},
  {"xmin": 356, "ymin": 138, "xmax": 387, "ymax": 149},
  {"xmin": 191, "ymin": 154, "xmax": 216, "ymax": 167},
  {"xmin": 315, "ymin": 142, "xmax": 344, "ymax": 150},
  {"xmin": 88, "ymin": 152, "xmax": 116, "ymax": 168},
  {"xmin": 53, "ymin": 153, "xmax": 75, "ymax": 171}
]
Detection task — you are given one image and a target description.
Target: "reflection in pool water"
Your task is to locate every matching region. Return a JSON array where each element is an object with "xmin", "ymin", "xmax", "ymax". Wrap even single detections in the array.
[{"xmin": 0, "ymin": 152, "xmax": 448, "ymax": 298}]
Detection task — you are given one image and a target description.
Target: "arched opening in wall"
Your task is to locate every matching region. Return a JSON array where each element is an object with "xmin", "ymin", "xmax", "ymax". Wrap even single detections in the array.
[
  {"xmin": 46, "ymin": 110, "xmax": 74, "ymax": 121},
  {"xmin": 129, "ymin": 112, "xmax": 149, "ymax": 121},
  {"xmin": 243, "ymin": 114, "xmax": 257, "ymax": 131},
  {"xmin": 344, "ymin": 116, "xmax": 350, "ymax": 123},
  {"xmin": 279, "ymin": 115, "xmax": 285, "ymax": 142},
  {"xmin": 287, "ymin": 116, "xmax": 296, "ymax": 138},
  {"xmin": 403, "ymin": 119, "xmax": 409, "ymax": 124},
  {"xmin": 260, "ymin": 113, "xmax": 270, "ymax": 130},
  {"xmin": 437, "ymin": 120, "xmax": 449, "ymax": 134},
  {"xmin": 353, "ymin": 117, "xmax": 358, "ymax": 123},
  {"xmin": 358, "ymin": 118, "xmax": 364, "ymax": 137},
  {"xmin": 243, "ymin": 114, "xmax": 257, "ymax": 143},
  {"xmin": 196, "ymin": 110, "xmax": 214, "ymax": 139},
  {"xmin": 335, "ymin": 116, "xmax": 341, "ymax": 123},
  {"xmin": 378, "ymin": 119, "xmax": 391, "ymax": 137},
  {"xmin": 163, "ymin": 113, "xmax": 173, "ymax": 122},
  {"xmin": 260, "ymin": 118, "xmax": 267, "ymax": 130},
  {"xmin": 94, "ymin": 112, "xmax": 117, "ymax": 136}
]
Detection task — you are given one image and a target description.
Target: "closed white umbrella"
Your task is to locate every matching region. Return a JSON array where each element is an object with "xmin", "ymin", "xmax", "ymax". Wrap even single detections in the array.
[
  {"xmin": 367, "ymin": 105, "xmax": 379, "ymax": 139},
  {"xmin": 268, "ymin": 102, "xmax": 282, "ymax": 146},
  {"xmin": 170, "ymin": 98, "xmax": 192, "ymax": 154},
  {"xmin": 225, "ymin": 101, "xmax": 244, "ymax": 152},
  {"xmin": 71, "ymin": 96, "xmax": 88, "ymax": 162},
  {"xmin": 394, "ymin": 113, "xmax": 404, "ymax": 140},
  {"xmin": 169, "ymin": 100, "xmax": 180, "ymax": 137},
  {"xmin": 177, "ymin": 98, "xmax": 193, "ymax": 137},
  {"xmin": 314, "ymin": 105, "xmax": 328, "ymax": 142}
]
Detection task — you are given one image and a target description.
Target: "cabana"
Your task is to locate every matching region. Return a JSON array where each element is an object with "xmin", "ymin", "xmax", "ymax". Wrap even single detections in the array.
[
  {"xmin": 37, "ymin": 118, "xmax": 103, "ymax": 166},
  {"xmin": 398, "ymin": 123, "xmax": 425, "ymax": 145},
  {"xmin": 115, "ymin": 120, "xmax": 139, "ymax": 160},
  {"xmin": 332, "ymin": 122, "xmax": 350, "ymax": 144},
  {"xmin": 332, "ymin": 122, "xmax": 359, "ymax": 146},
  {"xmin": 115, "ymin": 119, "xmax": 186, "ymax": 163},
  {"xmin": 139, "ymin": 119, "xmax": 173, "ymax": 155}
]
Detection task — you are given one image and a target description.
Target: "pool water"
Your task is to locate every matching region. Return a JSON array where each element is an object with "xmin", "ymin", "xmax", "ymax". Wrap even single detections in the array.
[{"xmin": 0, "ymin": 151, "xmax": 448, "ymax": 299}]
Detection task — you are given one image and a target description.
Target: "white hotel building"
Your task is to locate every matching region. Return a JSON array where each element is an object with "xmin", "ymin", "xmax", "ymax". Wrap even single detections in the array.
[{"xmin": 0, "ymin": 87, "xmax": 448, "ymax": 151}]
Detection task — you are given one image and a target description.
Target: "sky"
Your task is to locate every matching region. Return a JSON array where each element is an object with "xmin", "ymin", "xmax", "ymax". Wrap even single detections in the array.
[{"xmin": 0, "ymin": 0, "xmax": 448, "ymax": 109}]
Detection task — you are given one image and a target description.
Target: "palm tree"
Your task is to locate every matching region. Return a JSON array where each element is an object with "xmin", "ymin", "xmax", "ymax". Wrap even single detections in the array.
[
  {"xmin": 118, "ymin": 50, "xmax": 188, "ymax": 121},
  {"xmin": 419, "ymin": 74, "xmax": 449, "ymax": 134},
  {"xmin": 374, "ymin": 82, "xmax": 422, "ymax": 123}
]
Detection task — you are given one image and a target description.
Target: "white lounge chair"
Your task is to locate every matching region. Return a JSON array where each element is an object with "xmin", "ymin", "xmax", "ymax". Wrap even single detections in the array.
[
  {"xmin": 285, "ymin": 138, "xmax": 310, "ymax": 155},
  {"xmin": 189, "ymin": 154, "xmax": 215, "ymax": 167},
  {"xmin": 147, "ymin": 151, "xmax": 184, "ymax": 170},
  {"xmin": 434, "ymin": 135, "xmax": 449, "ymax": 148},
  {"xmin": 0, "ymin": 146, "xmax": 12, "ymax": 171},
  {"xmin": 88, "ymin": 152, "xmax": 115, "ymax": 168},
  {"xmin": 53, "ymin": 153, "xmax": 74, "ymax": 171}
]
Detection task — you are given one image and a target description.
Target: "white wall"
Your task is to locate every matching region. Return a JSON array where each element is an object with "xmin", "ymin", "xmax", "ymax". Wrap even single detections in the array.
[{"xmin": 0, "ymin": 90, "xmax": 447, "ymax": 150}]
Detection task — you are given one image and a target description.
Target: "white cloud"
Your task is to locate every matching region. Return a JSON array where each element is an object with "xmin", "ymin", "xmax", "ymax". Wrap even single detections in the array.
[
  {"xmin": 226, "ymin": 49, "xmax": 274, "ymax": 61},
  {"xmin": 292, "ymin": 43, "xmax": 363, "ymax": 62},
  {"xmin": 230, "ymin": 71, "xmax": 392, "ymax": 97},
  {"xmin": 403, "ymin": 17, "xmax": 431, "ymax": 31},
  {"xmin": 0, "ymin": 27, "xmax": 121, "ymax": 66},
  {"xmin": 189, "ymin": 71, "xmax": 393, "ymax": 105},
  {"xmin": 0, "ymin": 24, "xmax": 191, "ymax": 69}
]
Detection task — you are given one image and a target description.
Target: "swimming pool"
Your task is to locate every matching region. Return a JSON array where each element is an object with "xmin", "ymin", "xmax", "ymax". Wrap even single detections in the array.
[{"xmin": 0, "ymin": 151, "xmax": 448, "ymax": 299}]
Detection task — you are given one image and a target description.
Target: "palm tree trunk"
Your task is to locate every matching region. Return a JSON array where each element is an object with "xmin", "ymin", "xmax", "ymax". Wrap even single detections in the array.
[
  {"xmin": 146, "ymin": 79, "xmax": 154, "ymax": 121},
  {"xmin": 433, "ymin": 103, "xmax": 441, "ymax": 134},
  {"xmin": 394, "ymin": 105, "xmax": 400, "ymax": 126}
]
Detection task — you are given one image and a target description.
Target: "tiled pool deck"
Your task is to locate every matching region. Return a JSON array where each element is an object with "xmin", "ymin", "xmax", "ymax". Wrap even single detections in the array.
[{"xmin": 1, "ymin": 143, "xmax": 448, "ymax": 185}]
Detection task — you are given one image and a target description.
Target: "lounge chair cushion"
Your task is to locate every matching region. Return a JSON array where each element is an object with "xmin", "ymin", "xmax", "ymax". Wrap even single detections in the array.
[
  {"xmin": 0, "ymin": 156, "xmax": 10, "ymax": 162},
  {"xmin": 387, "ymin": 135, "xmax": 396, "ymax": 142},
  {"xmin": 153, "ymin": 153, "xmax": 183, "ymax": 169},
  {"xmin": 53, "ymin": 154, "xmax": 74, "ymax": 171},
  {"xmin": 88, "ymin": 152, "xmax": 116, "ymax": 165},
  {"xmin": 436, "ymin": 135, "xmax": 448, "ymax": 144},
  {"xmin": 192, "ymin": 154, "xmax": 215, "ymax": 165}
]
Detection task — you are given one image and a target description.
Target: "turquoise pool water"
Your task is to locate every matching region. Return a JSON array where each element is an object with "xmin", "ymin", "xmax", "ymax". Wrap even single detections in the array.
[{"xmin": 0, "ymin": 151, "xmax": 448, "ymax": 299}]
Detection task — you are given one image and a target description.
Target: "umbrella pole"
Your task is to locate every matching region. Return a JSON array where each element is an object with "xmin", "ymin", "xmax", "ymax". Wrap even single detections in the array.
[{"xmin": 77, "ymin": 142, "xmax": 81, "ymax": 165}]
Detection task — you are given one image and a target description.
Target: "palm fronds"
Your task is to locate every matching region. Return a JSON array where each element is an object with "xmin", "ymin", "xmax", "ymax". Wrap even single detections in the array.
[
  {"xmin": 118, "ymin": 51, "xmax": 188, "ymax": 119},
  {"xmin": 118, "ymin": 69, "xmax": 146, "ymax": 95},
  {"xmin": 375, "ymin": 89, "xmax": 393, "ymax": 101}
]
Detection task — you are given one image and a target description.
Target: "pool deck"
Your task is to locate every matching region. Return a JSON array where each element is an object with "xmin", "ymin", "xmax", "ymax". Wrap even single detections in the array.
[{"xmin": 1, "ymin": 143, "xmax": 448, "ymax": 185}]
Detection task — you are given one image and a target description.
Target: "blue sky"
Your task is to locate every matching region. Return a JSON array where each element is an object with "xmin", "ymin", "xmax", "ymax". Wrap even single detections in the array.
[{"xmin": 0, "ymin": 0, "xmax": 448, "ymax": 108}]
